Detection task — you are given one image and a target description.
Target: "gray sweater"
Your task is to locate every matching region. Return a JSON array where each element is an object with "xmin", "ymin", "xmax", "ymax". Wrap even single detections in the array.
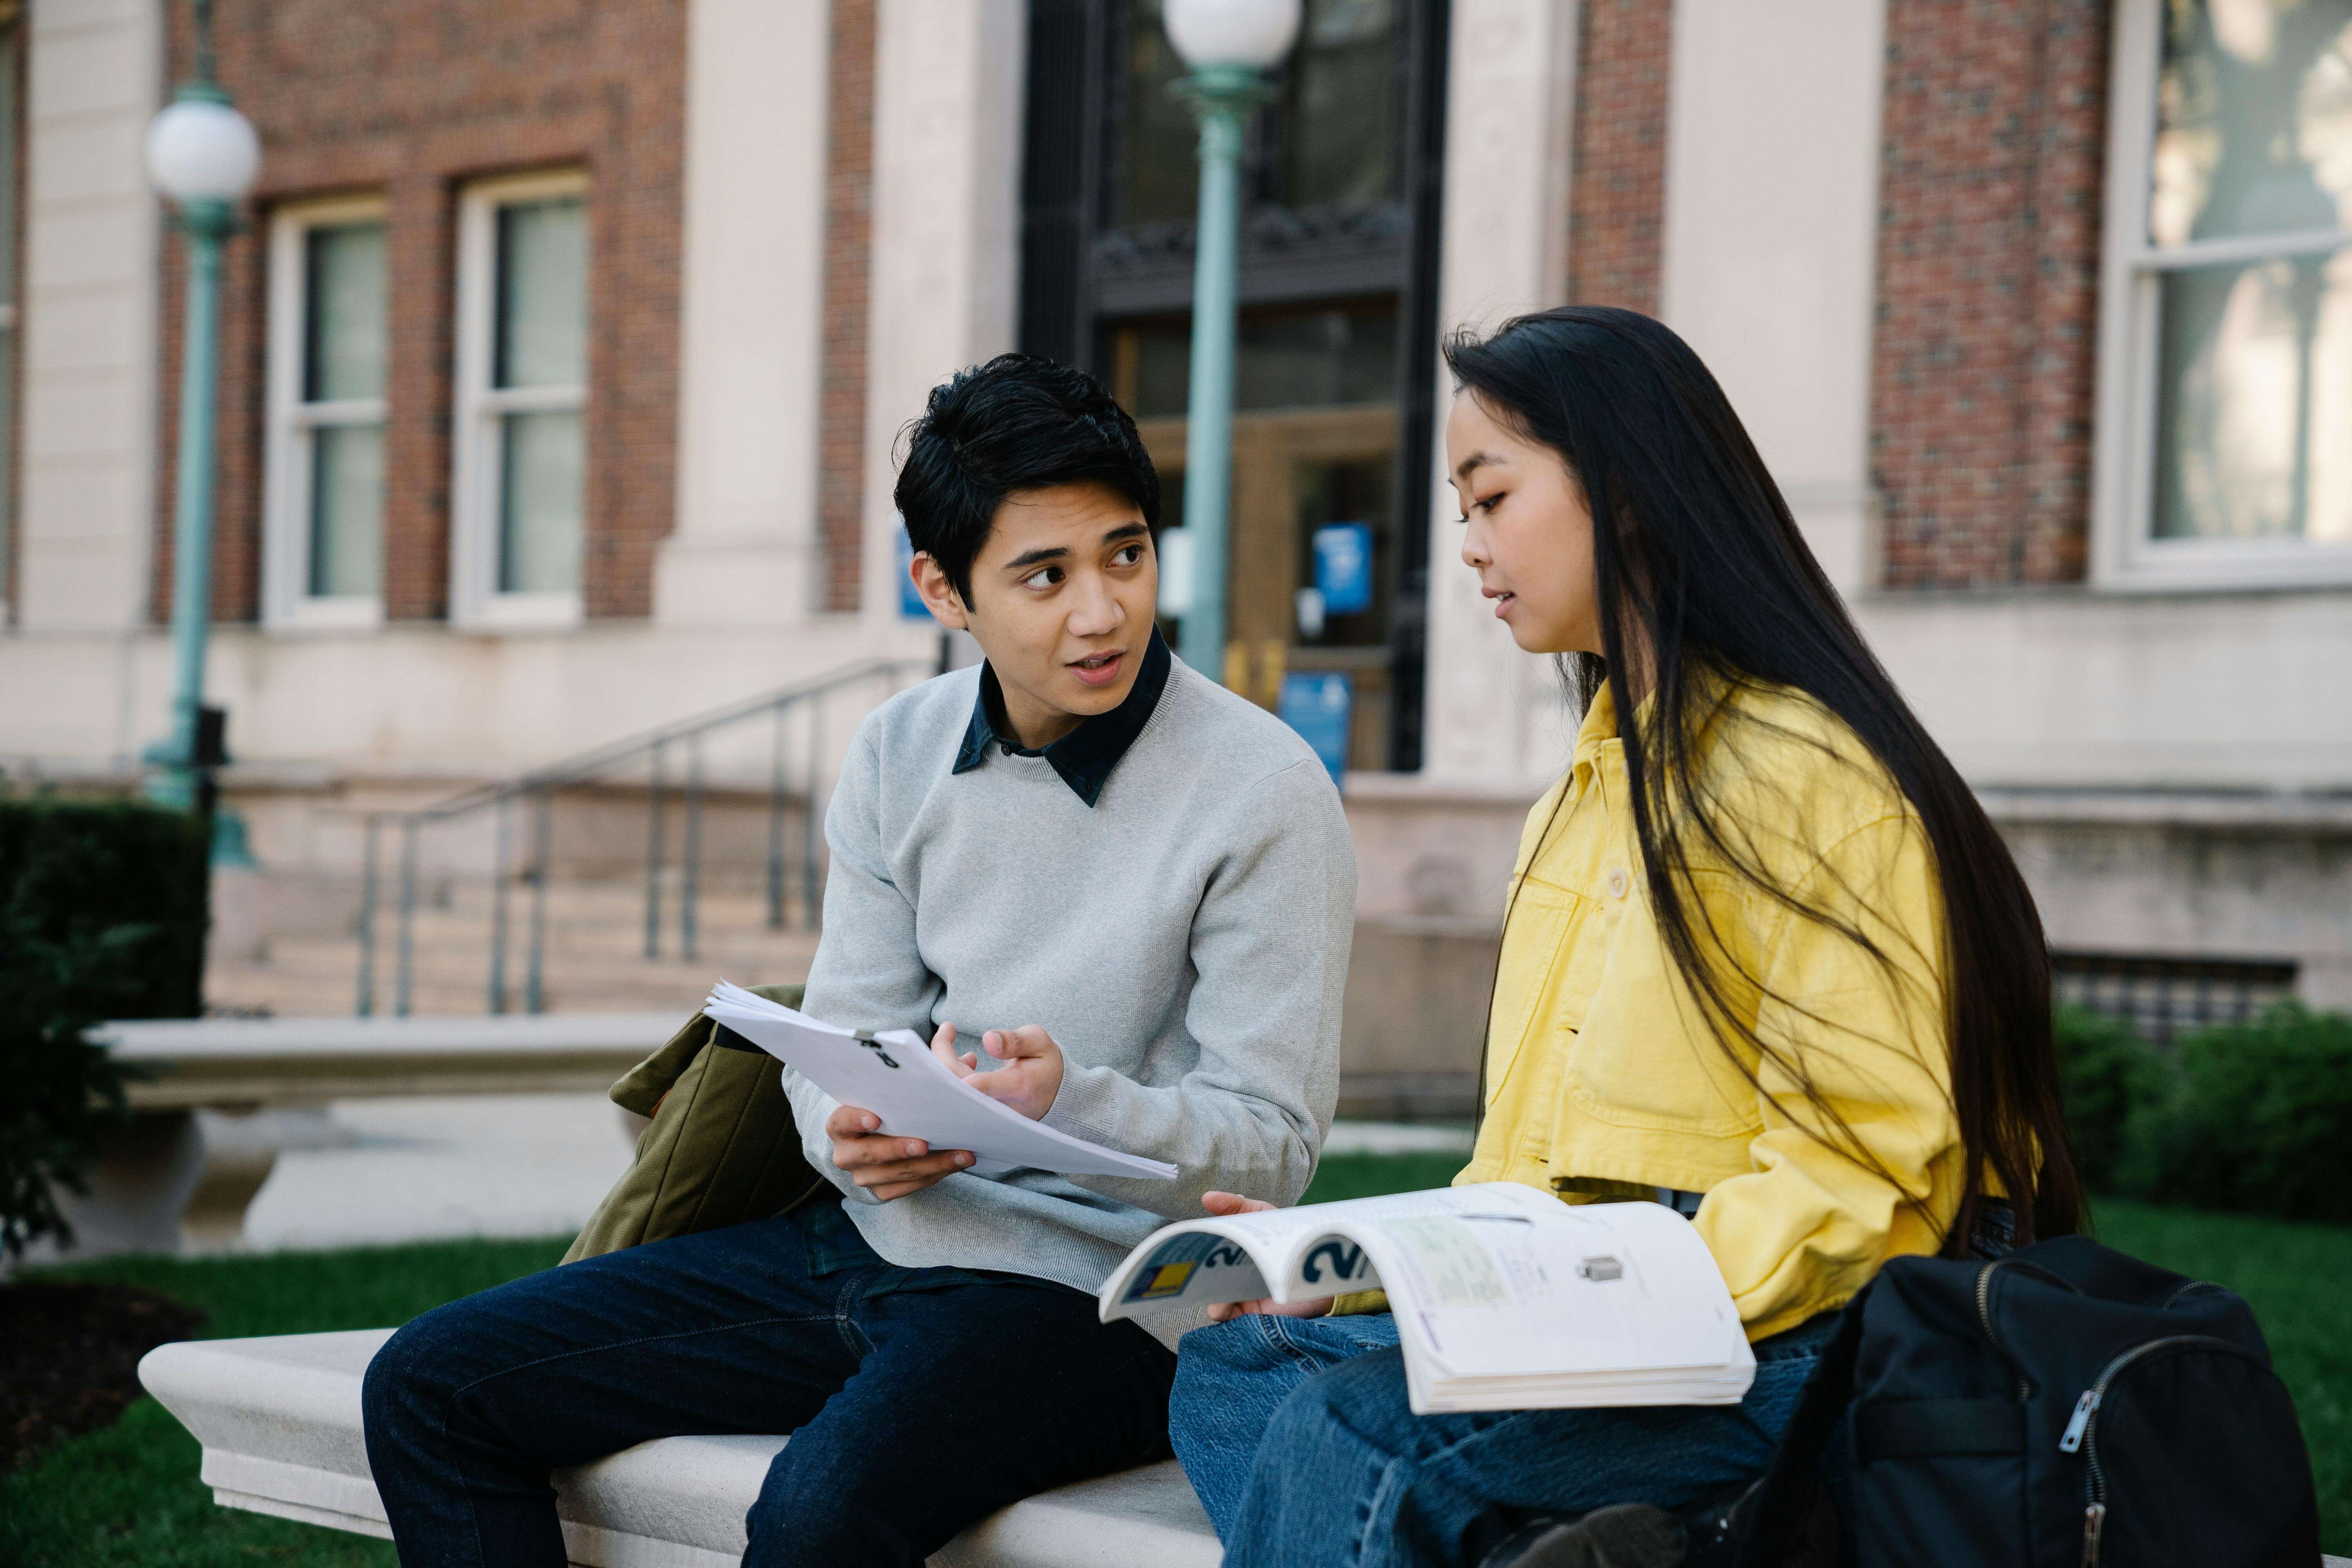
[{"xmin": 788, "ymin": 655, "xmax": 1356, "ymax": 1314}]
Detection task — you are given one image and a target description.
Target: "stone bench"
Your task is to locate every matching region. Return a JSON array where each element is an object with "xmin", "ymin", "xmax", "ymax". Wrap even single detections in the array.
[
  {"xmin": 45, "ymin": 1014, "xmax": 675, "ymax": 1259},
  {"xmin": 141, "ymin": 1328, "xmax": 2352, "ymax": 1568},
  {"xmin": 138, "ymin": 1329, "xmax": 1223, "ymax": 1567}
]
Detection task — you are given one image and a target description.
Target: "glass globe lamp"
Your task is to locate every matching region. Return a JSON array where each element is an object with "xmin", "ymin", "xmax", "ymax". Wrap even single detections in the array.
[
  {"xmin": 145, "ymin": 93, "xmax": 260, "ymax": 207},
  {"xmin": 1164, "ymin": 0, "xmax": 1303, "ymax": 71}
]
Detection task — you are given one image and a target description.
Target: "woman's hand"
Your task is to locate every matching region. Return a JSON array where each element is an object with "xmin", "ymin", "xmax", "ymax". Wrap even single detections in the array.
[
  {"xmin": 1200, "ymin": 1191, "xmax": 1334, "ymax": 1323},
  {"xmin": 929, "ymin": 1021, "xmax": 1065, "ymax": 1122}
]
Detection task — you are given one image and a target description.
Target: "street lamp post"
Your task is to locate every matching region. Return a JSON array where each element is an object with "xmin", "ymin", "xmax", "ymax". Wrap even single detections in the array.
[
  {"xmin": 142, "ymin": 1, "xmax": 258, "ymax": 815},
  {"xmin": 1164, "ymin": 0, "xmax": 1299, "ymax": 686}
]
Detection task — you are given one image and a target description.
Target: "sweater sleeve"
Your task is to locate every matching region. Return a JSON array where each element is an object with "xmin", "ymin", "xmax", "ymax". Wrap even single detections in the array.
[
  {"xmin": 1690, "ymin": 813, "xmax": 1965, "ymax": 1339},
  {"xmin": 787, "ymin": 716, "xmax": 944, "ymax": 1207},
  {"xmin": 1038, "ymin": 757, "xmax": 1356, "ymax": 1220}
]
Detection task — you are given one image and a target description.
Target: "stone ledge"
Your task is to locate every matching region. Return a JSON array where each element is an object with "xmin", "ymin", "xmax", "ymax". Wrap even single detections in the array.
[
  {"xmin": 139, "ymin": 1330, "xmax": 1222, "ymax": 1568},
  {"xmin": 98, "ymin": 1013, "xmax": 679, "ymax": 1111},
  {"xmin": 132, "ymin": 1327, "xmax": 2352, "ymax": 1568}
]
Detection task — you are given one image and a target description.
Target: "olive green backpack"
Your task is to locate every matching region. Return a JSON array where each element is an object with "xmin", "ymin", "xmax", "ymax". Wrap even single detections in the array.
[{"xmin": 563, "ymin": 983, "xmax": 830, "ymax": 1264}]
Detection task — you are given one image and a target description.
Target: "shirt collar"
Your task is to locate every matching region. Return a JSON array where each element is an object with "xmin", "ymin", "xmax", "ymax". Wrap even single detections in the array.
[{"xmin": 951, "ymin": 628, "xmax": 1172, "ymax": 807}]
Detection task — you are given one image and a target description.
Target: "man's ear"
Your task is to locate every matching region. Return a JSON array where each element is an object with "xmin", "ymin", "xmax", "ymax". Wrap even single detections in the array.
[{"xmin": 910, "ymin": 552, "xmax": 971, "ymax": 631}]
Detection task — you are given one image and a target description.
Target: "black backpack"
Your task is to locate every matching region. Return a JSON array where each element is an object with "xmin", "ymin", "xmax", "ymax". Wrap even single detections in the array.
[{"xmin": 1730, "ymin": 1234, "xmax": 2322, "ymax": 1568}]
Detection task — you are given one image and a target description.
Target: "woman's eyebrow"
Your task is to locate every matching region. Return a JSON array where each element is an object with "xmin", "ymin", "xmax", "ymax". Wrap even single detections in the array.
[{"xmin": 1453, "ymin": 451, "xmax": 1507, "ymax": 483}]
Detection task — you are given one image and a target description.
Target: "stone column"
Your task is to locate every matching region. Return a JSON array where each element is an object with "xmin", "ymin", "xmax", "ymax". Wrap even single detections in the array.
[
  {"xmin": 1417, "ymin": 0, "xmax": 1584, "ymax": 789},
  {"xmin": 652, "ymin": 0, "xmax": 836, "ymax": 626}
]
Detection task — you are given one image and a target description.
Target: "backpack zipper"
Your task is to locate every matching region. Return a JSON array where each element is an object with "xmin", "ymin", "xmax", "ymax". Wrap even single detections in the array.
[
  {"xmin": 2069, "ymin": 1331, "xmax": 2266, "ymax": 1567},
  {"xmin": 1975, "ymin": 1259, "xmax": 2031, "ymax": 1401}
]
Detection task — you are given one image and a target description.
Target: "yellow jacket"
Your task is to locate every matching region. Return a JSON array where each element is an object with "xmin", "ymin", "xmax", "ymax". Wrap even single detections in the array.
[{"xmin": 1451, "ymin": 678, "xmax": 1965, "ymax": 1341}]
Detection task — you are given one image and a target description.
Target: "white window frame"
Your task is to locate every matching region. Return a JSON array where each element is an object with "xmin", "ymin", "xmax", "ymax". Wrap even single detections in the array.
[
  {"xmin": 262, "ymin": 194, "xmax": 390, "ymax": 630},
  {"xmin": 450, "ymin": 169, "xmax": 591, "ymax": 628},
  {"xmin": 2091, "ymin": 0, "xmax": 2352, "ymax": 592}
]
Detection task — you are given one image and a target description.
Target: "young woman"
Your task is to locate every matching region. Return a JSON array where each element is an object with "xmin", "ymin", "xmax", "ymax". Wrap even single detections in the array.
[{"xmin": 1164, "ymin": 307, "xmax": 2083, "ymax": 1568}]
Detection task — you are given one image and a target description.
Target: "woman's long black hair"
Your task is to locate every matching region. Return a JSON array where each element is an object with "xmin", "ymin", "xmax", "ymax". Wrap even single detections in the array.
[{"xmin": 1450, "ymin": 307, "xmax": 2081, "ymax": 1253}]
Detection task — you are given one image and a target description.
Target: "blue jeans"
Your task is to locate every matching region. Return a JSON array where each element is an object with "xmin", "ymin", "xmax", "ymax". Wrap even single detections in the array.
[
  {"xmin": 1168, "ymin": 1310, "xmax": 1838, "ymax": 1568},
  {"xmin": 360, "ymin": 1212, "xmax": 1176, "ymax": 1567}
]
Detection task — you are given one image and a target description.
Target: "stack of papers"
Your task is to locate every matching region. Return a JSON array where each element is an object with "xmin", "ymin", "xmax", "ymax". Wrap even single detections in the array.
[{"xmin": 701, "ymin": 982, "xmax": 1176, "ymax": 1182}]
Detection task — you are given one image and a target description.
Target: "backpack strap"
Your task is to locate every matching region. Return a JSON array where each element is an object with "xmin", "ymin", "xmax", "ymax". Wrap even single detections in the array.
[{"xmin": 1731, "ymin": 1284, "xmax": 1871, "ymax": 1568}]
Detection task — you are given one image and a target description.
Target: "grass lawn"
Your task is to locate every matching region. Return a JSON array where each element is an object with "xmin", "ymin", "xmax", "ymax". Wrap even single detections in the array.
[{"xmin": 3, "ymin": 1165, "xmax": 2346, "ymax": 1564}]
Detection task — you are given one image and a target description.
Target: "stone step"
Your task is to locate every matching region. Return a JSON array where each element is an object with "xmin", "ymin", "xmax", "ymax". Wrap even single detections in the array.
[{"xmin": 249, "ymin": 933, "xmax": 819, "ymax": 987}]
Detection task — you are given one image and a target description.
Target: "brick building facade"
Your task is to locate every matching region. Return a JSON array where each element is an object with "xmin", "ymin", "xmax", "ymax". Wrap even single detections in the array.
[
  {"xmin": 817, "ymin": 0, "xmax": 876, "ymax": 614},
  {"xmin": 2, "ymin": 0, "xmax": 2347, "ymax": 1025},
  {"xmin": 1872, "ymin": 0, "xmax": 2111, "ymax": 589},
  {"xmin": 1562, "ymin": 0, "xmax": 1673, "ymax": 314},
  {"xmin": 150, "ymin": 0, "xmax": 688, "ymax": 626}
]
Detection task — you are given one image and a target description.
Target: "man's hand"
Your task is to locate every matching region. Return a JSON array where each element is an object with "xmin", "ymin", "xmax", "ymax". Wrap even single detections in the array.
[
  {"xmin": 929, "ymin": 1021, "xmax": 1065, "ymax": 1122},
  {"xmin": 1200, "ymin": 1191, "xmax": 1334, "ymax": 1323},
  {"xmin": 825, "ymin": 1104, "xmax": 973, "ymax": 1201}
]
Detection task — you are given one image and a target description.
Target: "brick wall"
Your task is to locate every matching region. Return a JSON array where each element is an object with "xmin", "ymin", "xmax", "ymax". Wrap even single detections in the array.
[
  {"xmin": 1873, "ymin": 0, "xmax": 2109, "ymax": 589},
  {"xmin": 818, "ymin": 0, "xmax": 876, "ymax": 615},
  {"xmin": 1563, "ymin": 0, "xmax": 1673, "ymax": 312},
  {"xmin": 151, "ymin": 0, "xmax": 687, "ymax": 624}
]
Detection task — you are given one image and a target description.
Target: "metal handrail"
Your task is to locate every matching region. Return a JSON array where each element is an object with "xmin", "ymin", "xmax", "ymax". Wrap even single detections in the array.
[{"xmin": 354, "ymin": 657, "xmax": 930, "ymax": 1017}]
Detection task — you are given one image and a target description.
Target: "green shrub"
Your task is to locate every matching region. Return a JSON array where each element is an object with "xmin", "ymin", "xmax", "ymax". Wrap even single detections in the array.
[
  {"xmin": 2055, "ymin": 1003, "xmax": 2149, "ymax": 1194},
  {"xmin": 0, "ymin": 799, "xmax": 210, "ymax": 1258},
  {"xmin": 2119, "ymin": 1005, "xmax": 2352, "ymax": 1226}
]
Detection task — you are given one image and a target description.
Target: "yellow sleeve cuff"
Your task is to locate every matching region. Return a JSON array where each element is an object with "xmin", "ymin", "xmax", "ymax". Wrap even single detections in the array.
[{"xmin": 1329, "ymin": 1289, "xmax": 1390, "ymax": 1316}]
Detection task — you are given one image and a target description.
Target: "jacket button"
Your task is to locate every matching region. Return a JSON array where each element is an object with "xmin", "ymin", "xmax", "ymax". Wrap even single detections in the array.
[{"xmin": 1606, "ymin": 867, "xmax": 1629, "ymax": 899}]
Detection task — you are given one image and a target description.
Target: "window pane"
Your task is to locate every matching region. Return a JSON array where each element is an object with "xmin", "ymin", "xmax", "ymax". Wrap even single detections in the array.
[
  {"xmin": 2154, "ymin": 249, "xmax": 2352, "ymax": 541},
  {"xmin": 1117, "ymin": 0, "xmax": 1200, "ymax": 227},
  {"xmin": 308, "ymin": 423, "xmax": 384, "ymax": 597},
  {"xmin": 303, "ymin": 222, "xmax": 387, "ymax": 403},
  {"xmin": 2153, "ymin": 0, "xmax": 2352, "ymax": 246},
  {"xmin": 1123, "ymin": 300, "xmax": 1399, "ymax": 416},
  {"xmin": 495, "ymin": 197, "xmax": 588, "ymax": 389},
  {"xmin": 1280, "ymin": 0, "xmax": 1401, "ymax": 209},
  {"xmin": 1293, "ymin": 455, "xmax": 1393, "ymax": 647},
  {"xmin": 499, "ymin": 409, "xmax": 584, "ymax": 592}
]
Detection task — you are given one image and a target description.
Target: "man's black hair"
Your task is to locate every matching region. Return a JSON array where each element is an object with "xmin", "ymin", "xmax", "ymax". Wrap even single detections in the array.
[{"xmin": 894, "ymin": 353, "xmax": 1160, "ymax": 604}]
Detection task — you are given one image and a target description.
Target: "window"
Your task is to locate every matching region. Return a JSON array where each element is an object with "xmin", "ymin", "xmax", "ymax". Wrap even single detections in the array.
[
  {"xmin": 1105, "ymin": 299, "xmax": 1401, "ymax": 417},
  {"xmin": 452, "ymin": 171, "xmax": 588, "ymax": 625},
  {"xmin": 2052, "ymin": 950, "xmax": 2298, "ymax": 1044},
  {"xmin": 2096, "ymin": 0, "xmax": 2352, "ymax": 588},
  {"xmin": 1111, "ymin": 0, "xmax": 1405, "ymax": 228},
  {"xmin": 263, "ymin": 197, "xmax": 388, "ymax": 627}
]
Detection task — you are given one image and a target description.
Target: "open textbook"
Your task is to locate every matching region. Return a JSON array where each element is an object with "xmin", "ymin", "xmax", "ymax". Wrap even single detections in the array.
[
  {"xmin": 1099, "ymin": 1183, "xmax": 1754, "ymax": 1414},
  {"xmin": 701, "ymin": 981, "xmax": 1177, "ymax": 1183}
]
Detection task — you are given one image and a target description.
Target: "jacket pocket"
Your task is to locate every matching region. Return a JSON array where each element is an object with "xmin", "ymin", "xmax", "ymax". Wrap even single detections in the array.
[
  {"xmin": 1483, "ymin": 878, "xmax": 1591, "ymax": 1105},
  {"xmin": 1561, "ymin": 871, "xmax": 1757, "ymax": 1137}
]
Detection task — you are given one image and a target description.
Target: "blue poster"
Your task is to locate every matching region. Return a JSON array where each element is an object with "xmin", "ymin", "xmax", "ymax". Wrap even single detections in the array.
[
  {"xmin": 1278, "ymin": 671, "xmax": 1354, "ymax": 784},
  {"xmin": 895, "ymin": 522, "xmax": 931, "ymax": 620},
  {"xmin": 1312, "ymin": 523, "xmax": 1374, "ymax": 615}
]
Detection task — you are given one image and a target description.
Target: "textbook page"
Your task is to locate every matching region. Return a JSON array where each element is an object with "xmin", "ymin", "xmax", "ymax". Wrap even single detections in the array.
[
  {"xmin": 1100, "ymin": 1183, "xmax": 1560, "ymax": 1311},
  {"xmin": 1100, "ymin": 1185, "xmax": 1755, "ymax": 1414},
  {"xmin": 1365, "ymin": 1200, "xmax": 1745, "ymax": 1376},
  {"xmin": 702, "ymin": 982, "xmax": 1176, "ymax": 1181}
]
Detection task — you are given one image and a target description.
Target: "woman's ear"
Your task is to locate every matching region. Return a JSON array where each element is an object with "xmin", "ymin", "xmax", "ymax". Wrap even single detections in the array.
[{"xmin": 909, "ymin": 552, "xmax": 970, "ymax": 631}]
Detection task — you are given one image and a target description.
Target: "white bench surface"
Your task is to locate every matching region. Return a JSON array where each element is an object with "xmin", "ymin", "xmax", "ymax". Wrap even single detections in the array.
[
  {"xmin": 138, "ymin": 1330, "xmax": 1223, "ymax": 1568},
  {"xmin": 138, "ymin": 1329, "xmax": 2351, "ymax": 1568}
]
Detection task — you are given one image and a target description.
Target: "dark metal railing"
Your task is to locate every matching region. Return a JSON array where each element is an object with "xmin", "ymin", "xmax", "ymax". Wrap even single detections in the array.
[{"xmin": 352, "ymin": 658, "xmax": 927, "ymax": 1016}]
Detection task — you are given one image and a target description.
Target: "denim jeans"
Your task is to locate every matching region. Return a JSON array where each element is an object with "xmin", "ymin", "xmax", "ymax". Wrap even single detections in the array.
[
  {"xmin": 360, "ymin": 1212, "xmax": 1176, "ymax": 1568},
  {"xmin": 1167, "ymin": 1310, "xmax": 1838, "ymax": 1568}
]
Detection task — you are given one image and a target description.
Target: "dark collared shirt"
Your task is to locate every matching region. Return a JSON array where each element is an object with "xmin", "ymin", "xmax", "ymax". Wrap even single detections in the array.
[{"xmin": 951, "ymin": 628, "xmax": 1172, "ymax": 806}]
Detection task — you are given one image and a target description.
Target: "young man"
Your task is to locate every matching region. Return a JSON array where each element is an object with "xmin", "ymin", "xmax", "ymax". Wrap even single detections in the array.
[{"xmin": 361, "ymin": 354, "xmax": 1356, "ymax": 1567}]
